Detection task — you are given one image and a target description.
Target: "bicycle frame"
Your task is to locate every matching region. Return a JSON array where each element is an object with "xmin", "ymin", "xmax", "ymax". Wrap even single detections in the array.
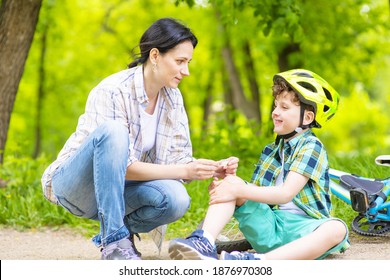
[
  {"xmin": 329, "ymin": 165, "xmax": 390, "ymax": 236},
  {"xmin": 329, "ymin": 168, "xmax": 390, "ymax": 218}
]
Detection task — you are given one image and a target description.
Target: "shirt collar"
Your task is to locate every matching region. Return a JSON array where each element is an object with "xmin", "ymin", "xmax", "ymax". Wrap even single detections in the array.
[
  {"xmin": 283, "ymin": 129, "xmax": 313, "ymax": 150},
  {"xmin": 133, "ymin": 65, "xmax": 148, "ymax": 105},
  {"xmin": 133, "ymin": 65, "xmax": 175, "ymax": 110}
]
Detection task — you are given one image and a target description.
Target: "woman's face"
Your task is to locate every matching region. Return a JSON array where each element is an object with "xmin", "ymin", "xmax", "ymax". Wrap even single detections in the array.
[{"xmin": 155, "ymin": 40, "xmax": 194, "ymax": 89}]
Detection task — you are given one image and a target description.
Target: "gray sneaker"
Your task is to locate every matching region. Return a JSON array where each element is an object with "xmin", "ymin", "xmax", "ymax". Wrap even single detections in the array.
[
  {"xmin": 101, "ymin": 237, "xmax": 141, "ymax": 260},
  {"xmin": 129, "ymin": 233, "xmax": 142, "ymax": 257}
]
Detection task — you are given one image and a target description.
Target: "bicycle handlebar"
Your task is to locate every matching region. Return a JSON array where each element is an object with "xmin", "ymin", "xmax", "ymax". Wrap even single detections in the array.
[{"xmin": 375, "ymin": 155, "xmax": 390, "ymax": 167}]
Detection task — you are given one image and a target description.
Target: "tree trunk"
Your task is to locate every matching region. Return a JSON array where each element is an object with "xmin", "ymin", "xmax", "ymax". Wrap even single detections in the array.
[
  {"xmin": 242, "ymin": 40, "xmax": 261, "ymax": 131},
  {"xmin": 0, "ymin": 0, "xmax": 42, "ymax": 163},
  {"xmin": 214, "ymin": 8, "xmax": 260, "ymax": 122},
  {"xmin": 201, "ymin": 71, "xmax": 214, "ymax": 138},
  {"xmin": 33, "ymin": 20, "xmax": 48, "ymax": 158},
  {"xmin": 277, "ymin": 43, "xmax": 301, "ymax": 71},
  {"xmin": 221, "ymin": 40, "xmax": 260, "ymax": 121}
]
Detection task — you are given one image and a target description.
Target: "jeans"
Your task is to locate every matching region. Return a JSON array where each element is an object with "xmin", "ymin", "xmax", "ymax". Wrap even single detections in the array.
[{"xmin": 51, "ymin": 121, "xmax": 190, "ymax": 247}]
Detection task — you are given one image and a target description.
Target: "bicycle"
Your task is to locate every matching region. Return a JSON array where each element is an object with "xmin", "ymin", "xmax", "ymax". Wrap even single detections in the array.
[{"xmin": 213, "ymin": 155, "xmax": 390, "ymax": 253}]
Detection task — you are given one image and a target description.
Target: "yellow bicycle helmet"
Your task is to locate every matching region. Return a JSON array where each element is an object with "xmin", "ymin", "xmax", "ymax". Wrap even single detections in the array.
[{"xmin": 273, "ymin": 69, "xmax": 340, "ymax": 128}]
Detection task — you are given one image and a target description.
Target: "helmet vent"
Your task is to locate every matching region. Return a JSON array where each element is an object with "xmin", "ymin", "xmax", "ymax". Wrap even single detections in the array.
[
  {"xmin": 323, "ymin": 88, "xmax": 333, "ymax": 101},
  {"xmin": 294, "ymin": 72, "xmax": 313, "ymax": 78},
  {"xmin": 297, "ymin": 81, "xmax": 316, "ymax": 93},
  {"xmin": 323, "ymin": 105, "xmax": 330, "ymax": 112}
]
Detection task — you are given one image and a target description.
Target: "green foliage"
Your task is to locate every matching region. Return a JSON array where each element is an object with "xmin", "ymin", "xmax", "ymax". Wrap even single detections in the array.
[
  {"xmin": 2, "ymin": 0, "xmax": 390, "ymax": 239},
  {"xmin": 7, "ymin": 0, "xmax": 390, "ymax": 160},
  {"xmin": 317, "ymin": 87, "xmax": 390, "ymax": 156}
]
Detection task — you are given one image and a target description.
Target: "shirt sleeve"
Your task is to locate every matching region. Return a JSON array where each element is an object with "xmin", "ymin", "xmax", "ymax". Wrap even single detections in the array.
[{"xmin": 86, "ymin": 86, "xmax": 129, "ymax": 127}]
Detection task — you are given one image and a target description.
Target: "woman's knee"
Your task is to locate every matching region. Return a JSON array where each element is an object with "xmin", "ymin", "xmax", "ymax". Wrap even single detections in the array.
[
  {"xmin": 96, "ymin": 121, "xmax": 129, "ymax": 150},
  {"xmin": 161, "ymin": 180, "xmax": 191, "ymax": 221}
]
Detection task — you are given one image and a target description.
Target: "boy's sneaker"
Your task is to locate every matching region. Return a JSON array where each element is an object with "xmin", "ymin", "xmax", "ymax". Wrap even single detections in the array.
[
  {"xmin": 220, "ymin": 251, "xmax": 261, "ymax": 260},
  {"xmin": 101, "ymin": 237, "xmax": 141, "ymax": 260},
  {"xmin": 169, "ymin": 229, "xmax": 218, "ymax": 260}
]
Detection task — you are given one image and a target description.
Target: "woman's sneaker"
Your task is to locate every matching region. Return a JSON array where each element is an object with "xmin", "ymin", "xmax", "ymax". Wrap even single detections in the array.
[
  {"xmin": 169, "ymin": 229, "xmax": 218, "ymax": 260},
  {"xmin": 220, "ymin": 251, "xmax": 262, "ymax": 260},
  {"xmin": 129, "ymin": 233, "xmax": 142, "ymax": 257},
  {"xmin": 101, "ymin": 237, "xmax": 141, "ymax": 260}
]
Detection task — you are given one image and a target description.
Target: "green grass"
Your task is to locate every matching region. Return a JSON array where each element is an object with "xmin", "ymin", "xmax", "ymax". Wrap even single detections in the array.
[
  {"xmin": 0, "ymin": 155, "xmax": 99, "ymax": 236},
  {"xmin": 0, "ymin": 149, "xmax": 388, "ymax": 239}
]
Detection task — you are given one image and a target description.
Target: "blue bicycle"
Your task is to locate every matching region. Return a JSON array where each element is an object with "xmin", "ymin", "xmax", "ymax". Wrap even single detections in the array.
[
  {"xmin": 329, "ymin": 155, "xmax": 390, "ymax": 236},
  {"xmin": 213, "ymin": 155, "xmax": 390, "ymax": 252}
]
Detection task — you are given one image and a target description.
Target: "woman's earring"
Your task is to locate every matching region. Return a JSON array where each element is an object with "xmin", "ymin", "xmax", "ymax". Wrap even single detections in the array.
[{"xmin": 152, "ymin": 63, "xmax": 157, "ymax": 72}]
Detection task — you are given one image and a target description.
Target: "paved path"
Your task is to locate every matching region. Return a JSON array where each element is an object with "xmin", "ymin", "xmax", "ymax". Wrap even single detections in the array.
[{"xmin": 1, "ymin": 227, "xmax": 390, "ymax": 260}]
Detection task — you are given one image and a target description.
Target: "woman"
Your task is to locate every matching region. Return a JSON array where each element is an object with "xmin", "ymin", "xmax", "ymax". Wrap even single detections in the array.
[{"xmin": 41, "ymin": 18, "xmax": 238, "ymax": 260}]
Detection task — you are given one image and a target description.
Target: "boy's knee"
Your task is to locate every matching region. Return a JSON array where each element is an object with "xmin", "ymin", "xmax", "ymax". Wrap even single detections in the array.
[{"xmin": 325, "ymin": 220, "xmax": 348, "ymax": 244}]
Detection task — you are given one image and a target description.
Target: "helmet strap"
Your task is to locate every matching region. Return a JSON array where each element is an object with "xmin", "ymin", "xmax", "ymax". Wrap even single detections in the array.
[{"xmin": 275, "ymin": 106, "xmax": 310, "ymax": 144}]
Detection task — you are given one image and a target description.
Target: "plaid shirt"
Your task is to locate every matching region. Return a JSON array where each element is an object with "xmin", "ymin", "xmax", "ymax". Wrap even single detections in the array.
[
  {"xmin": 41, "ymin": 65, "xmax": 194, "ymax": 204},
  {"xmin": 251, "ymin": 130, "xmax": 332, "ymax": 219}
]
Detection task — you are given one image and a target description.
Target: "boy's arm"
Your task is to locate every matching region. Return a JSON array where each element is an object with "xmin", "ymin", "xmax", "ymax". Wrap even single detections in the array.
[
  {"xmin": 242, "ymin": 171, "xmax": 308, "ymax": 204},
  {"xmin": 209, "ymin": 172, "xmax": 308, "ymax": 205}
]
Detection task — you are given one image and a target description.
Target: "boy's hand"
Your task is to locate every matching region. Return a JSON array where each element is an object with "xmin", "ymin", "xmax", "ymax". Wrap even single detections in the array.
[
  {"xmin": 213, "ymin": 157, "xmax": 239, "ymax": 179},
  {"xmin": 208, "ymin": 175, "xmax": 245, "ymax": 204}
]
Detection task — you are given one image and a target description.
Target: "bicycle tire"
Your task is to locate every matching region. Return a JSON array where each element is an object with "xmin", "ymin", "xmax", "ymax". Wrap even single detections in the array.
[{"xmin": 216, "ymin": 238, "xmax": 253, "ymax": 253}]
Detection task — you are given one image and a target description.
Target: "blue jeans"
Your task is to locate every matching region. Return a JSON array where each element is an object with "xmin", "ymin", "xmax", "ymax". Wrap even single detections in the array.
[{"xmin": 51, "ymin": 121, "xmax": 190, "ymax": 247}]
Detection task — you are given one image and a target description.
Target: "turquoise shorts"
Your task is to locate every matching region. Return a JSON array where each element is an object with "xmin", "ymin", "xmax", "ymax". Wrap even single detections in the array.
[{"xmin": 233, "ymin": 200, "xmax": 349, "ymax": 259}]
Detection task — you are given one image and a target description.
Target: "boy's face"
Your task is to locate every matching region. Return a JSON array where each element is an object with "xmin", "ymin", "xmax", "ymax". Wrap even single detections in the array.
[{"xmin": 272, "ymin": 91, "xmax": 301, "ymax": 137}]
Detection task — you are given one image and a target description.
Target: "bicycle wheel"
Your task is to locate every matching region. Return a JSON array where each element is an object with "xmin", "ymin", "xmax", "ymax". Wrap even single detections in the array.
[
  {"xmin": 351, "ymin": 214, "xmax": 390, "ymax": 236},
  {"xmin": 197, "ymin": 217, "xmax": 253, "ymax": 253}
]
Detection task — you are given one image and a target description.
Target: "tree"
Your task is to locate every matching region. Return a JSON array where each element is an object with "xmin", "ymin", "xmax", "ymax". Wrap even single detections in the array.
[{"xmin": 0, "ymin": 0, "xmax": 42, "ymax": 163}]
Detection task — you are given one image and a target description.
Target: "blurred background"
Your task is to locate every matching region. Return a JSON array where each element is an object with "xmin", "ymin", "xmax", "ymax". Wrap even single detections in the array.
[{"xmin": 1, "ymin": 0, "xmax": 389, "ymax": 237}]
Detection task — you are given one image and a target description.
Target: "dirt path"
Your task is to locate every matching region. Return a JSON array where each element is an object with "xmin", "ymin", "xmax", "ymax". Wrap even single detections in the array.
[{"xmin": 1, "ymin": 227, "xmax": 390, "ymax": 260}]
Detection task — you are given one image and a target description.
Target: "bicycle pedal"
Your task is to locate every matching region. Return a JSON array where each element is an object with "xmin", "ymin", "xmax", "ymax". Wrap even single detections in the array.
[{"xmin": 350, "ymin": 188, "xmax": 369, "ymax": 213}]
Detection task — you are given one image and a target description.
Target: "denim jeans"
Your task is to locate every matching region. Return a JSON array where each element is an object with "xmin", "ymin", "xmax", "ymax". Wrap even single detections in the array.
[{"xmin": 51, "ymin": 121, "xmax": 190, "ymax": 247}]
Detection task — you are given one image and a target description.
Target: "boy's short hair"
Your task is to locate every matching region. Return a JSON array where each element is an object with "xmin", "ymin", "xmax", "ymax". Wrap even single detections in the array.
[{"xmin": 272, "ymin": 79, "xmax": 315, "ymax": 114}]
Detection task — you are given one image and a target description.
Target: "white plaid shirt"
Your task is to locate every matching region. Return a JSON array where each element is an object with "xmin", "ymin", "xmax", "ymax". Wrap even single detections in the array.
[{"xmin": 41, "ymin": 65, "xmax": 194, "ymax": 204}]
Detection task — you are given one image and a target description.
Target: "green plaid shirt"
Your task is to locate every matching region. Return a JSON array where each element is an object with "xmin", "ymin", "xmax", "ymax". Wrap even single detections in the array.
[{"xmin": 251, "ymin": 130, "xmax": 332, "ymax": 219}]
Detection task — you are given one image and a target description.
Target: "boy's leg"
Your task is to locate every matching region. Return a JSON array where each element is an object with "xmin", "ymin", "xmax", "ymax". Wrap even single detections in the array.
[
  {"xmin": 233, "ymin": 200, "xmax": 281, "ymax": 253},
  {"xmin": 223, "ymin": 208, "xmax": 349, "ymax": 260},
  {"xmin": 202, "ymin": 202, "xmax": 236, "ymax": 240},
  {"xmin": 168, "ymin": 201, "xmax": 236, "ymax": 260},
  {"xmin": 264, "ymin": 219, "xmax": 348, "ymax": 260}
]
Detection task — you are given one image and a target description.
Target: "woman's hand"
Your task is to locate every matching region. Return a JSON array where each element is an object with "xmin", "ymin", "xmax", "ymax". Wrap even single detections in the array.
[
  {"xmin": 213, "ymin": 156, "xmax": 239, "ymax": 179},
  {"xmin": 186, "ymin": 159, "xmax": 219, "ymax": 180}
]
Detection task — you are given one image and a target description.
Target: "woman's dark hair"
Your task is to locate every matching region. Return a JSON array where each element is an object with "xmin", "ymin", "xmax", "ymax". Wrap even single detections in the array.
[{"xmin": 128, "ymin": 18, "xmax": 198, "ymax": 68}]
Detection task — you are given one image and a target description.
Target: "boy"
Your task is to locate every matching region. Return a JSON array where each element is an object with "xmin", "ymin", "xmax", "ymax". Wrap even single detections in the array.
[{"xmin": 168, "ymin": 69, "xmax": 349, "ymax": 260}]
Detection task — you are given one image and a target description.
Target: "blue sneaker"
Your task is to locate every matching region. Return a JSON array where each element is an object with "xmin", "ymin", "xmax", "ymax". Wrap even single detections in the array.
[
  {"xmin": 169, "ymin": 229, "xmax": 218, "ymax": 260},
  {"xmin": 220, "ymin": 251, "xmax": 261, "ymax": 260}
]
